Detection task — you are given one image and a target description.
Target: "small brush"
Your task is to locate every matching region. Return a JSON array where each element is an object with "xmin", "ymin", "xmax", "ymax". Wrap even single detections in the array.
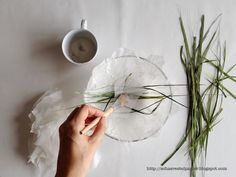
[{"xmin": 80, "ymin": 93, "xmax": 128, "ymax": 135}]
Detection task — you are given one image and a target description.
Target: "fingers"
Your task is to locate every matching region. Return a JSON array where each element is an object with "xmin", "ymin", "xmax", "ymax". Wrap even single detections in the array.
[
  {"xmin": 65, "ymin": 107, "xmax": 80, "ymax": 122},
  {"xmin": 86, "ymin": 105, "xmax": 105, "ymax": 117},
  {"xmin": 63, "ymin": 104, "xmax": 106, "ymax": 146},
  {"xmin": 77, "ymin": 104, "xmax": 104, "ymax": 122},
  {"xmin": 89, "ymin": 117, "xmax": 106, "ymax": 144},
  {"xmin": 85, "ymin": 116, "xmax": 97, "ymax": 125},
  {"xmin": 68, "ymin": 104, "xmax": 105, "ymax": 129}
]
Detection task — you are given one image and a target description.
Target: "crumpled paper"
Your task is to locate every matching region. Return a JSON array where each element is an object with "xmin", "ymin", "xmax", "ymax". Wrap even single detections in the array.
[{"xmin": 28, "ymin": 89, "xmax": 72, "ymax": 176}]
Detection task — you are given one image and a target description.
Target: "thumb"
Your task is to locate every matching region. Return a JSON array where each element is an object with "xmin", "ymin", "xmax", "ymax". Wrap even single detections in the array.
[{"xmin": 89, "ymin": 117, "xmax": 106, "ymax": 144}]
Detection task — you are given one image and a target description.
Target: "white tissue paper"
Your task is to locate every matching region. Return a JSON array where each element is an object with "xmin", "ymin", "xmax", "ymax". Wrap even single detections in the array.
[
  {"xmin": 28, "ymin": 89, "xmax": 71, "ymax": 176},
  {"xmin": 85, "ymin": 48, "xmax": 173, "ymax": 141},
  {"xmin": 28, "ymin": 48, "xmax": 175, "ymax": 176}
]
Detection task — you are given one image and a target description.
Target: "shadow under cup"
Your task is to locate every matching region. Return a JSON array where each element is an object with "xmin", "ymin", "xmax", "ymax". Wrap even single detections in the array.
[{"xmin": 62, "ymin": 30, "xmax": 97, "ymax": 64}]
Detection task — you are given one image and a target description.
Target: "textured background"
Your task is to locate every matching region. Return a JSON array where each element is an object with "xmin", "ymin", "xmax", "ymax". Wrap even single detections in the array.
[{"xmin": 0, "ymin": 0, "xmax": 236, "ymax": 176}]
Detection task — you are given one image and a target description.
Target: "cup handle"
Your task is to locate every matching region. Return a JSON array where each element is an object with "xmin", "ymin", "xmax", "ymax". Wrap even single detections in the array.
[{"xmin": 81, "ymin": 19, "xmax": 87, "ymax": 29}]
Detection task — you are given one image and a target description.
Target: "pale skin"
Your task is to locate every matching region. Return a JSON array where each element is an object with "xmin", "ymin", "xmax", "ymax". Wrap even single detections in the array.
[{"xmin": 55, "ymin": 104, "xmax": 106, "ymax": 177}]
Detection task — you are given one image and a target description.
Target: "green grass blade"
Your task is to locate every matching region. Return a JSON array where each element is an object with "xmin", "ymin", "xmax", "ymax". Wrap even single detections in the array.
[{"xmin": 179, "ymin": 17, "xmax": 191, "ymax": 59}]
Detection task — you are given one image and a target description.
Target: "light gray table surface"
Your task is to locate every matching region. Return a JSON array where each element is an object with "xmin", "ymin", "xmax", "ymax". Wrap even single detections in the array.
[{"xmin": 0, "ymin": 0, "xmax": 236, "ymax": 177}]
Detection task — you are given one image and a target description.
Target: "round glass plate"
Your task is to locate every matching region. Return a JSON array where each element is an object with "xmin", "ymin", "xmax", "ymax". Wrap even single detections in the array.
[{"xmin": 85, "ymin": 55, "xmax": 173, "ymax": 142}]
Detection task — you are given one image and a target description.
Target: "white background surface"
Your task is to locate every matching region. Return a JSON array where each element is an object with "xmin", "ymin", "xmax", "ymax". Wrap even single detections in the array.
[{"xmin": 0, "ymin": 0, "xmax": 236, "ymax": 177}]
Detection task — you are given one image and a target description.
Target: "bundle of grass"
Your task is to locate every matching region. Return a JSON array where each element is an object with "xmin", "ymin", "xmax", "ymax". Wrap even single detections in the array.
[{"xmin": 162, "ymin": 15, "xmax": 236, "ymax": 177}]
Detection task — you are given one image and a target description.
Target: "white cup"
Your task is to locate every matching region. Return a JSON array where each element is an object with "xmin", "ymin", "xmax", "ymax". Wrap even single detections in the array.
[{"xmin": 62, "ymin": 19, "xmax": 98, "ymax": 65}]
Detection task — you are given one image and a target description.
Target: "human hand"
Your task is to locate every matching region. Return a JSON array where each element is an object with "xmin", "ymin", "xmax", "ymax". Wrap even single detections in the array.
[{"xmin": 55, "ymin": 105, "xmax": 106, "ymax": 177}]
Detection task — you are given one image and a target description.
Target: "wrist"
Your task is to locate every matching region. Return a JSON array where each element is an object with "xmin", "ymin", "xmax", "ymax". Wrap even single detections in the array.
[
  {"xmin": 55, "ymin": 164, "xmax": 87, "ymax": 177},
  {"xmin": 55, "ymin": 172, "xmax": 86, "ymax": 177}
]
